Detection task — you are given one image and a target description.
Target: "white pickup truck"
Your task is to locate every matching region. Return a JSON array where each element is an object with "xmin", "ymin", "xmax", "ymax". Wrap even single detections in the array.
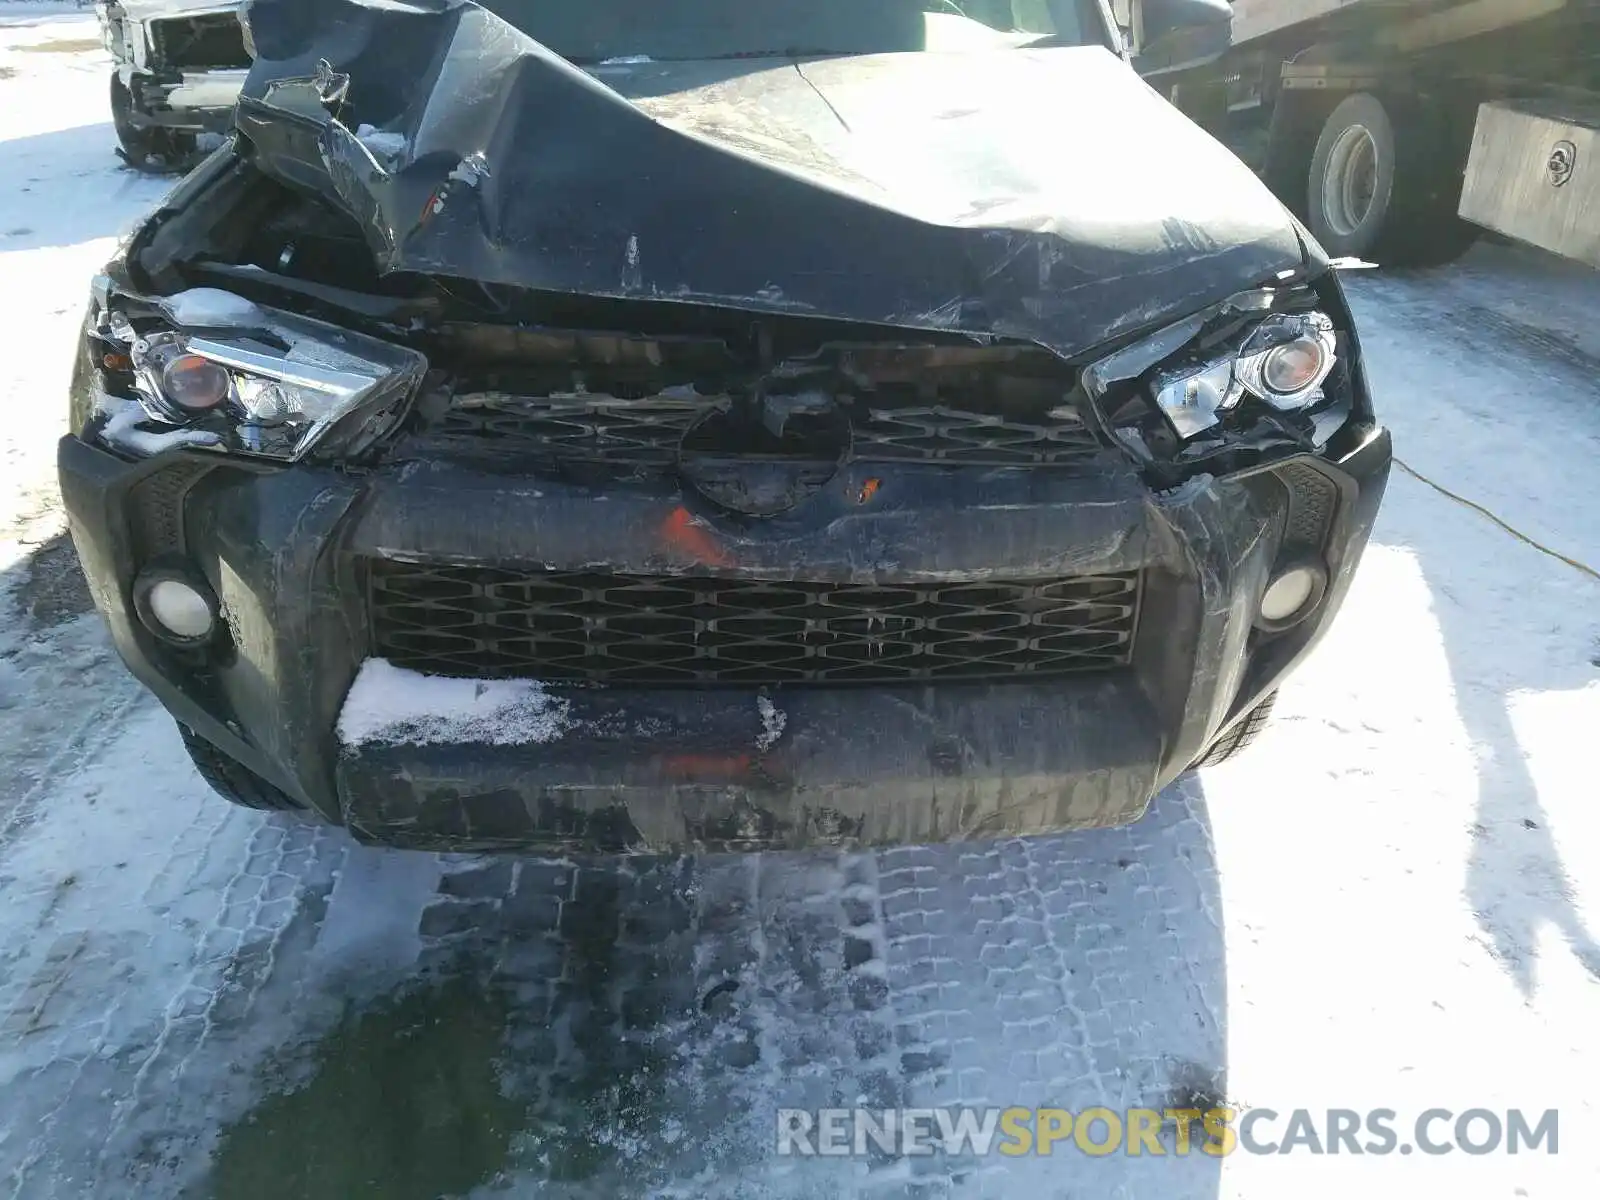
[
  {"xmin": 1139, "ymin": 0, "xmax": 1600, "ymax": 268},
  {"xmin": 96, "ymin": 0, "xmax": 251, "ymax": 169}
]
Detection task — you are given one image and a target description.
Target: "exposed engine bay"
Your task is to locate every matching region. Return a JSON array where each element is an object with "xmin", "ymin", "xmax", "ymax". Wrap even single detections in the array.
[{"xmin": 102, "ymin": 147, "xmax": 1363, "ymax": 506}]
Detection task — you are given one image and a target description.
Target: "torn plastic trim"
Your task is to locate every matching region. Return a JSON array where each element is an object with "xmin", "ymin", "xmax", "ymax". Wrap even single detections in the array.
[{"xmin": 1082, "ymin": 284, "xmax": 1354, "ymax": 485}]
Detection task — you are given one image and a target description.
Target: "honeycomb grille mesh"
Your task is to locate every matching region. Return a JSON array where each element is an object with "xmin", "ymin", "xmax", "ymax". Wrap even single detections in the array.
[
  {"xmin": 849, "ymin": 406, "xmax": 1101, "ymax": 465},
  {"xmin": 438, "ymin": 396, "xmax": 698, "ymax": 467},
  {"xmin": 435, "ymin": 397, "xmax": 1102, "ymax": 468},
  {"xmin": 368, "ymin": 562, "xmax": 1140, "ymax": 685}
]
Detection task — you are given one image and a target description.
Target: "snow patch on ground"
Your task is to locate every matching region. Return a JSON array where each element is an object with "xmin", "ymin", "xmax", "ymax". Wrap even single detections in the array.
[{"xmin": 336, "ymin": 658, "xmax": 573, "ymax": 748}]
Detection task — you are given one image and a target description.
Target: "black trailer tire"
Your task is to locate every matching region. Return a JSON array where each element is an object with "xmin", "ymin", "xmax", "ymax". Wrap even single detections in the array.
[
  {"xmin": 109, "ymin": 73, "xmax": 196, "ymax": 172},
  {"xmin": 1307, "ymin": 92, "xmax": 1477, "ymax": 267},
  {"xmin": 178, "ymin": 723, "xmax": 304, "ymax": 812},
  {"xmin": 1192, "ymin": 691, "xmax": 1278, "ymax": 770}
]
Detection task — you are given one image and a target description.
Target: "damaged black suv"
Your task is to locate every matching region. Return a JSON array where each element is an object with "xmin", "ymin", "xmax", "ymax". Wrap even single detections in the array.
[{"xmin": 61, "ymin": 0, "xmax": 1391, "ymax": 852}]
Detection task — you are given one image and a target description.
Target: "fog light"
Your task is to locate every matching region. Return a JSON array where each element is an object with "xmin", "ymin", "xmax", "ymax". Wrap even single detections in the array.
[
  {"xmin": 134, "ymin": 567, "xmax": 218, "ymax": 644},
  {"xmin": 1257, "ymin": 564, "xmax": 1326, "ymax": 631}
]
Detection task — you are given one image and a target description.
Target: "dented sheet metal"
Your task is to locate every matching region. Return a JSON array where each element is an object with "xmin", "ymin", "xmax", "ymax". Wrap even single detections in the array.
[{"xmin": 237, "ymin": 0, "xmax": 1314, "ymax": 359}]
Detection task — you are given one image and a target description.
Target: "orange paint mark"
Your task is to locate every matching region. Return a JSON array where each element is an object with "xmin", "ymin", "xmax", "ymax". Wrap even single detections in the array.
[
  {"xmin": 101, "ymin": 352, "xmax": 133, "ymax": 371},
  {"xmin": 660, "ymin": 505, "xmax": 732, "ymax": 568},
  {"xmin": 857, "ymin": 477, "xmax": 881, "ymax": 504},
  {"xmin": 659, "ymin": 753, "xmax": 754, "ymax": 781},
  {"xmin": 418, "ymin": 189, "xmax": 445, "ymax": 227}
]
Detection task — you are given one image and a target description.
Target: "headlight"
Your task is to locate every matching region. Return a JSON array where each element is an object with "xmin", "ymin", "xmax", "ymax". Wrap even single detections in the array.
[
  {"xmin": 140, "ymin": 341, "xmax": 232, "ymax": 413},
  {"xmin": 1083, "ymin": 289, "xmax": 1356, "ymax": 481},
  {"xmin": 1149, "ymin": 312, "xmax": 1338, "ymax": 438},
  {"xmin": 92, "ymin": 288, "xmax": 426, "ymax": 462},
  {"xmin": 1237, "ymin": 313, "xmax": 1338, "ymax": 407}
]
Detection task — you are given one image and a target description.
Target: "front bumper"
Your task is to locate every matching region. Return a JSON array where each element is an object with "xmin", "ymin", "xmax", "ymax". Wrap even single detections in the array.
[
  {"xmin": 59, "ymin": 429, "xmax": 1391, "ymax": 852},
  {"xmin": 120, "ymin": 68, "xmax": 247, "ymax": 133}
]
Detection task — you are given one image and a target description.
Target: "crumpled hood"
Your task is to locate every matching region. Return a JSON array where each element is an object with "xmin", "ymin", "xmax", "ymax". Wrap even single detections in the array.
[{"xmin": 237, "ymin": 0, "xmax": 1313, "ymax": 358}]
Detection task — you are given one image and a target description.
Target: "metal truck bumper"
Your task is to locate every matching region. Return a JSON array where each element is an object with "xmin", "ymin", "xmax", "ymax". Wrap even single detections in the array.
[
  {"xmin": 58, "ymin": 427, "xmax": 1392, "ymax": 853},
  {"xmin": 123, "ymin": 69, "xmax": 246, "ymax": 133}
]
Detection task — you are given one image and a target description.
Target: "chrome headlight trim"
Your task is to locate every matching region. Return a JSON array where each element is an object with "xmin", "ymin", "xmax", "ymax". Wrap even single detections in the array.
[{"xmin": 90, "ymin": 288, "xmax": 426, "ymax": 463}]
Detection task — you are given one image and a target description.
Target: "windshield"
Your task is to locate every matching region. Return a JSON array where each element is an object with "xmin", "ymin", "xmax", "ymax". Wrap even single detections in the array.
[{"xmin": 476, "ymin": 0, "xmax": 1107, "ymax": 63}]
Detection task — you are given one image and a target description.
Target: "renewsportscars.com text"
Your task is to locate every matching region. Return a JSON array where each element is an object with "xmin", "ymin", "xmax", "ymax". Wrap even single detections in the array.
[{"xmin": 776, "ymin": 1107, "xmax": 1559, "ymax": 1158}]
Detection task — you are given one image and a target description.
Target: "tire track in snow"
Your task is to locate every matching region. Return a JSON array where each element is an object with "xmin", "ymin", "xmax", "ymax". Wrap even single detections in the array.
[
  {"xmin": 0, "ymin": 712, "xmax": 363, "ymax": 1200},
  {"xmin": 0, "ymin": 646, "xmax": 147, "ymax": 851}
]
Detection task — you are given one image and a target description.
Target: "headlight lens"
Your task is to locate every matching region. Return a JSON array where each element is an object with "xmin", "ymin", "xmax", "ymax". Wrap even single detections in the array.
[
  {"xmin": 1234, "ymin": 312, "xmax": 1338, "ymax": 409},
  {"xmin": 1147, "ymin": 311, "xmax": 1340, "ymax": 439},
  {"xmin": 1260, "ymin": 339, "xmax": 1327, "ymax": 396},
  {"xmin": 97, "ymin": 290, "xmax": 426, "ymax": 462},
  {"xmin": 156, "ymin": 350, "xmax": 231, "ymax": 412}
]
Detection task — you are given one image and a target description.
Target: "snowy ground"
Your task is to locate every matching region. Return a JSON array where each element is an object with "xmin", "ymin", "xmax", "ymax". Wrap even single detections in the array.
[{"xmin": 1, "ymin": 12, "xmax": 1598, "ymax": 1200}]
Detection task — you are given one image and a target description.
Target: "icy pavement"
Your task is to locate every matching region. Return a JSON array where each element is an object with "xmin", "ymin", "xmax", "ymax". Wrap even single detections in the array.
[{"xmin": 1, "ymin": 13, "xmax": 1598, "ymax": 1200}]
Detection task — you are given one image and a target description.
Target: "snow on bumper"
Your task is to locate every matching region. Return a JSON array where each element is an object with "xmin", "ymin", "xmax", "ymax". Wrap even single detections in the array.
[{"xmin": 336, "ymin": 659, "xmax": 573, "ymax": 748}]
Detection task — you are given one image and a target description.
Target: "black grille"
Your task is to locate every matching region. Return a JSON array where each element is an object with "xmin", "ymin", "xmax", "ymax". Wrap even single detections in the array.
[
  {"xmin": 368, "ymin": 563, "xmax": 1140, "ymax": 685},
  {"xmin": 150, "ymin": 13, "xmax": 252, "ymax": 70},
  {"xmin": 439, "ymin": 395, "xmax": 698, "ymax": 467},
  {"xmin": 851, "ymin": 406, "xmax": 1101, "ymax": 465},
  {"xmin": 435, "ymin": 397, "xmax": 1102, "ymax": 469},
  {"xmin": 127, "ymin": 460, "xmax": 212, "ymax": 562}
]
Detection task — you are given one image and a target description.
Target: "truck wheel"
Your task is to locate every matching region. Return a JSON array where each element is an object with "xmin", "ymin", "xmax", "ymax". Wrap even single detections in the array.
[
  {"xmin": 1307, "ymin": 93, "xmax": 1477, "ymax": 267},
  {"xmin": 178, "ymin": 723, "xmax": 305, "ymax": 812},
  {"xmin": 1192, "ymin": 691, "xmax": 1277, "ymax": 769},
  {"xmin": 110, "ymin": 74, "xmax": 196, "ymax": 172}
]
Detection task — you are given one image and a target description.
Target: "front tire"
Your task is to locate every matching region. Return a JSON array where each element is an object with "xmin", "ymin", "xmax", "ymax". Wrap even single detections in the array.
[
  {"xmin": 1307, "ymin": 92, "xmax": 1477, "ymax": 268},
  {"xmin": 1192, "ymin": 691, "xmax": 1277, "ymax": 770},
  {"xmin": 110, "ymin": 73, "xmax": 196, "ymax": 171},
  {"xmin": 178, "ymin": 723, "xmax": 304, "ymax": 812}
]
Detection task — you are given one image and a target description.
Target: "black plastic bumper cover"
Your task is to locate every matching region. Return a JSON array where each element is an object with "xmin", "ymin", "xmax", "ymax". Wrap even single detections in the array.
[{"xmin": 59, "ymin": 428, "xmax": 1391, "ymax": 852}]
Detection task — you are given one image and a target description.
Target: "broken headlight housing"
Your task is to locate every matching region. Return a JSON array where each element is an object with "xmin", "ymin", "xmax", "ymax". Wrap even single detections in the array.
[
  {"xmin": 86, "ymin": 286, "xmax": 427, "ymax": 462},
  {"xmin": 1149, "ymin": 311, "xmax": 1337, "ymax": 439},
  {"xmin": 1085, "ymin": 289, "xmax": 1353, "ymax": 481}
]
